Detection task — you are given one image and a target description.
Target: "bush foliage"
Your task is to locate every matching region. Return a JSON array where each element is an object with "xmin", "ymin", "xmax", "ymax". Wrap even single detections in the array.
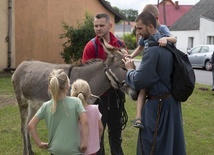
[
  {"xmin": 59, "ymin": 13, "xmax": 95, "ymax": 64},
  {"xmin": 122, "ymin": 33, "xmax": 137, "ymax": 50},
  {"xmin": 122, "ymin": 27, "xmax": 137, "ymax": 50},
  {"xmin": 60, "ymin": 12, "xmax": 138, "ymax": 63}
]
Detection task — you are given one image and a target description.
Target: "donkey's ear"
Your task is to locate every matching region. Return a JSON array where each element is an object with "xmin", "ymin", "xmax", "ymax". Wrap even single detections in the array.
[
  {"xmin": 100, "ymin": 37, "xmax": 114, "ymax": 50},
  {"xmin": 100, "ymin": 37, "xmax": 113, "ymax": 56}
]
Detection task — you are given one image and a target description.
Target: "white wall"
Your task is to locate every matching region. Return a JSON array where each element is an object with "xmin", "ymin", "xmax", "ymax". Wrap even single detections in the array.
[
  {"xmin": 199, "ymin": 17, "xmax": 214, "ymax": 44},
  {"xmin": 171, "ymin": 30, "xmax": 200, "ymax": 53}
]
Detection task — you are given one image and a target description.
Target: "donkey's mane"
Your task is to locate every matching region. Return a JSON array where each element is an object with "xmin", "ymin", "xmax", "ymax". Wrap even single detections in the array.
[{"xmin": 80, "ymin": 58, "xmax": 103, "ymax": 67}]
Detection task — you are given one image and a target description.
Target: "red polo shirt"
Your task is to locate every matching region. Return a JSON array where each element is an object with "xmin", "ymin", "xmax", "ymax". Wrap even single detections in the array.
[{"xmin": 82, "ymin": 32, "xmax": 124, "ymax": 63}]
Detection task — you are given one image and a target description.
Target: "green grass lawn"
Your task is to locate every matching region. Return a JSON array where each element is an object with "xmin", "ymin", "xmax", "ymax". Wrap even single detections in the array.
[{"xmin": 0, "ymin": 74, "xmax": 214, "ymax": 155}]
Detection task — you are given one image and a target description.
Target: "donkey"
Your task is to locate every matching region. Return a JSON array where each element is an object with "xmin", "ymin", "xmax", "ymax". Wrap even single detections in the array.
[{"xmin": 12, "ymin": 38, "xmax": 137, "ymax": 155}]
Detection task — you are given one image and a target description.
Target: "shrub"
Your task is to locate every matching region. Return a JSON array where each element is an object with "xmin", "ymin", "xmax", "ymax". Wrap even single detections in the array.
[
  {"xmin": 59, "ymin": 12, "xmax": 95, "ymax": 64},
  {"xmin": 122, "ymin": 33, "xmax": 137, "ymax": 50}
]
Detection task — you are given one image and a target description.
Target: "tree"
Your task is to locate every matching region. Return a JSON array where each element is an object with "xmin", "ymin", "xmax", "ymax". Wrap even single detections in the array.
[
  {"xmin": 59, "ymin": 12, "xmax": 95, "ymax": 64},
  {"xmin": 121, "ymin": 9, "xmax": 138, "ymax": 22},
  {"xmin": 107, "ymin": 0, "xmax": 138, "ymax": 22},
  {"xmin": 162, "ymin": 0, "xmax": 166, "ymax": 25},
  {"xmin": 113, "ymin": 6, "xmax": 120, "ymax": 13}
]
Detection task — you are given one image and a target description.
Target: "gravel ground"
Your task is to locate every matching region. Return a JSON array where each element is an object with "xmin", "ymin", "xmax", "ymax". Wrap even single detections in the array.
[
  {"xmin": 0, "ymin": 94, "xmax": 17, "ymax": 108},
  {"xmin": 0, "ymin": 72, "xmax": 17, "ymax": 108}
]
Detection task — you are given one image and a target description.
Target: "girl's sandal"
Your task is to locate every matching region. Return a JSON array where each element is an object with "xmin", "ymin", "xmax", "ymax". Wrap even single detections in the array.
[{"xmin": 133, "ymin": 118, "xmax": 144, "ymax": 129}]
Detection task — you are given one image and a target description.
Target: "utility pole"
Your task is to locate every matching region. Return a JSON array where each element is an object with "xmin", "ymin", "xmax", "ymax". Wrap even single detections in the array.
[
  {"xmin": 157, "ymin": 0, "xmax": 160, "ymax": 8},
  {"xmin": 7, "ymin": 0, "xmax": 12, "ymax": 69},
  {"xmin": 162, "ymin": 0, "xmax": 167, "ymax": 25}
]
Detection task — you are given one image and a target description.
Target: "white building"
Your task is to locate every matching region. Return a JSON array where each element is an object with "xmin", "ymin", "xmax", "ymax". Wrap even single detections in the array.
[{"xmin": 170, "ymin": 0, "xmax": 214, "ymax": 53}]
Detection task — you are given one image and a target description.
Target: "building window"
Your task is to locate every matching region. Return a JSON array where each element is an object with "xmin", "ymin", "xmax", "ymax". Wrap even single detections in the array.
[
  {"xmin": 207, "ymin": 36, "xmax": 214, "ymax": 44},
  {"xmin": 188, "ymin": 37, "xmax": 194, "ymax": 50}
]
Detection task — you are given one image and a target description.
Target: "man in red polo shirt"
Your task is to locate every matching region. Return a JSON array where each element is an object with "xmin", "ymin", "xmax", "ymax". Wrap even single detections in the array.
[{"xmin": 82, "ymin": 13, "xmax": 126, "ymax": 155}]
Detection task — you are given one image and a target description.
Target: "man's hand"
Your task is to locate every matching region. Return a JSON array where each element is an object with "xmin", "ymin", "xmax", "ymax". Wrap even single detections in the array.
[{"xmin": 123, "ymin": 57, "xmax": 135, "ymax": 70}]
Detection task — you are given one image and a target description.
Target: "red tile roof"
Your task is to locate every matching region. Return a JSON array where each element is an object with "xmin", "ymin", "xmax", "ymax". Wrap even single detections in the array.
[{"xmin": 157, "ymin": 0, "xmax": 193, "ymax": 27}]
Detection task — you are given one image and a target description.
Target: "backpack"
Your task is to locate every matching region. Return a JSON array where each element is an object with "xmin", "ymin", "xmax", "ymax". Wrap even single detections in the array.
[
  {"xmin": 149, "ymin": 42, "xmax": 196, "ymax": 102},
  {"xmin": 91, "ymin": 38, "xmax": 124, "ymax": 58}
]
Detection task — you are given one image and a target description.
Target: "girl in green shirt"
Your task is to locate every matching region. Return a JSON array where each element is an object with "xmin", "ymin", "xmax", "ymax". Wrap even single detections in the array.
[{"xmin": 28, "ymin": 69, "xmax": 88, "ymax": 155}]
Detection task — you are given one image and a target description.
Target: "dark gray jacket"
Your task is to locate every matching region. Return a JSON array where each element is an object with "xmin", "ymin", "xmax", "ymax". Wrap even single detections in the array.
[
  {"xmin": 211, "ymin": 51, "xmax": 214, "ymax": 65},
  {"xmin": 125, "ymin": 33, "xmax": 173, "ymax": 96}
]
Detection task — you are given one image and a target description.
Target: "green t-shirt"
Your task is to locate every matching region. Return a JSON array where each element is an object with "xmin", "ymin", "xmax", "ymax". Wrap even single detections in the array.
[{"xmin": 36, "ymin": 96, "xmax": 85, "ymax": 155}]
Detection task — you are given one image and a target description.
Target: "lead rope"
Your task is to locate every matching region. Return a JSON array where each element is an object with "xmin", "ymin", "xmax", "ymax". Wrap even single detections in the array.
[
  {"xmin": 104, "ymin": 66, "xmax": 125, "ymax": 89},
  {"xmin": 114, "ymin": 89, "xmax": 128, "ymax": 130},
  {"xmin": 121, "ymin": 100, "xmax": 128, "ymax": 130},
  {"xmin": 150, "ymin": 99, "xmax": 163, "ymax": 155}
]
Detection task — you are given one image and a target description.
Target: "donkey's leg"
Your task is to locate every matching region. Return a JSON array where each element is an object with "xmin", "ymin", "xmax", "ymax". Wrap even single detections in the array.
[{"xmin": 18, "ymin": 97, "xmax": 34, "ymax": 155}]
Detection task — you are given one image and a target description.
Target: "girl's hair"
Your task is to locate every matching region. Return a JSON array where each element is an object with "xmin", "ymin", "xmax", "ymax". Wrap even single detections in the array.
[
  {"xmin": 48, "ymin": 69, "xmax": 70, "ymax": 113},
  {"xmin": 70, "ymin": 79, "xmax": 91, "ymax": 104}
]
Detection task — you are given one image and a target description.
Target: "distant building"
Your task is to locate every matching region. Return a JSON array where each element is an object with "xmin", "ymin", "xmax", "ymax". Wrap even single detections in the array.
[
  {"xmin": 114, "ymin": 22, "xmax": 135, "ymax": 38},
  {"xmin": 114, "ymin": 0, "xmax": 193, "ymax": 39},
  {"xmin": 170, "ymin": 0, "xmax": 214, "ymax": 52}
]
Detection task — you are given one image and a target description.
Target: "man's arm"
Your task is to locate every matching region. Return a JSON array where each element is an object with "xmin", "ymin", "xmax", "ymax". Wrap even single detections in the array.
[
  {"xmin": 124, "ymin": 48, "xmax": 163, "ymax": 90},
  {"xmin": 211, "ymin": 52, "xmax": 214, "ymax": 64}
]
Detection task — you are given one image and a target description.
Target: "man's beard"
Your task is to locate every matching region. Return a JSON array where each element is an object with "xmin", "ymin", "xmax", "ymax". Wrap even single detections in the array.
[
  {"xmin": 143, "ymin": 36, "xmax": 149, "ymax": 40},
  {"xmin": 142, "ymin": 29, "xmax": 149, "ymax": 40},
  {"xmin": 142, "ymin": 34, "xmax": 149, "ymax": 40}
]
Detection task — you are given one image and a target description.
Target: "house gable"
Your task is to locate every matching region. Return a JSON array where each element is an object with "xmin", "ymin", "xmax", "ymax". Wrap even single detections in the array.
[{"xmin": 170, "ymin": 0, "xmax": 214, "ymax": 31}]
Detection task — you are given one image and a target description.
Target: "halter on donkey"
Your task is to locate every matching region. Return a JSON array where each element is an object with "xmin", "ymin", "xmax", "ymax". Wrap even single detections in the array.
[{"xmin": 12, "ymin": 37, "xmax": 137, "ymax": 155}]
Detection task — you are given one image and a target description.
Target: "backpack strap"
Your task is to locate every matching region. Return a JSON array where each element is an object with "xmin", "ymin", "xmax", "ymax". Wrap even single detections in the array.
[
  {"xmin": 117, "ymin": 39, "xmax": 124, "ymax": 47},
  {"xmin": 91, "ymin": 38, "xmax": 98, "ymax": 58},
  {"xmin": 148, "ymin": 42, "xmax": 159, "ymax": 47}
]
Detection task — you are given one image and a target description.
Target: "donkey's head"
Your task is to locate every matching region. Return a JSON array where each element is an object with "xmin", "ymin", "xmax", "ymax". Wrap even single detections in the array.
[{"xmin": 100, "ymin": 37, "xmax": 138, "ymax": 100}]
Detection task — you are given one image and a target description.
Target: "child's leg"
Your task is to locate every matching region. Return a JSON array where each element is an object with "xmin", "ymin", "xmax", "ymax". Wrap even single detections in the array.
[
  {"xmin": 135, "ymin": 89, "xmax": 146, "ymax": 119},
  {"xmin": 133, "ymin": 89, "xmax": 146, "ymax": 129}
]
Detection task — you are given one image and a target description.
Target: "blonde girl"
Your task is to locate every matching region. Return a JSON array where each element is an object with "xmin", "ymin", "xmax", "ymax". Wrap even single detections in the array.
[
  {"xmin": 71, "ymin": 79, "xmax": 103, "ymax": 155},
  {"xmin": 28, "ymin": 69, "xmax": 88, "ymax": 155}
]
